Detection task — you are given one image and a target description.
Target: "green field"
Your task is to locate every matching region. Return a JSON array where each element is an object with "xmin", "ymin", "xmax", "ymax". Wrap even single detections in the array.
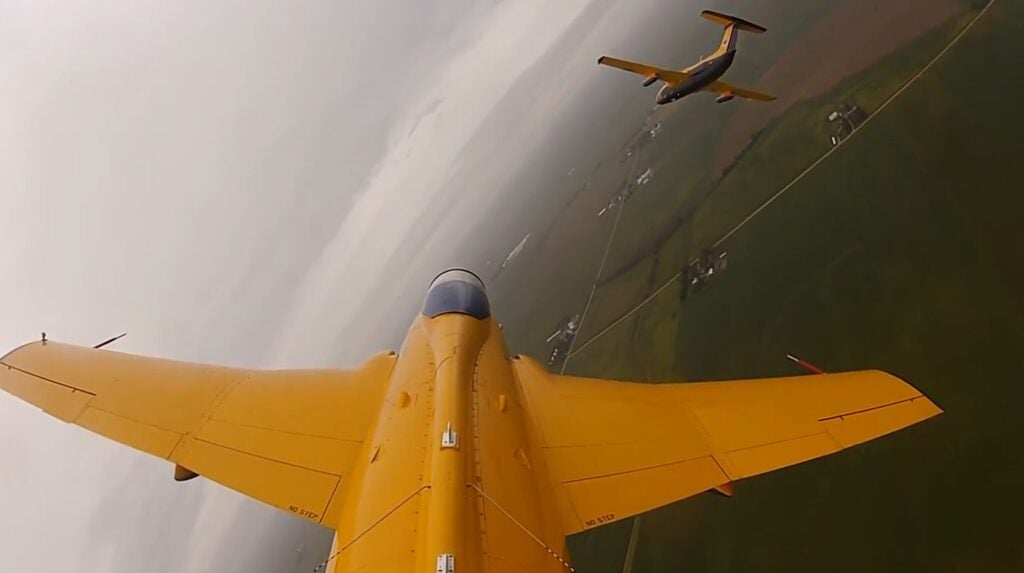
[
  {"xmin": 488, "ymin": 0, "xmax": 876, "ymax": 357},
  {"xmin": 580, "ymin": 7, "xmax": 986, "ymax": 344},
  {"xmin": 568, "ymin": 7, "xmax": 986, "ymax": 380},
  {"xmin": 557, "ymin": 1, "xmax": 1024, "ymax": 571}
]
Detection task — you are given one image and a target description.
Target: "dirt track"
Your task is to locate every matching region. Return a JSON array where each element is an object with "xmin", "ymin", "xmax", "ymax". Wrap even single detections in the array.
[{"xmin": 713, "ymin": 0, "xmax": 966, "ymax": 175}]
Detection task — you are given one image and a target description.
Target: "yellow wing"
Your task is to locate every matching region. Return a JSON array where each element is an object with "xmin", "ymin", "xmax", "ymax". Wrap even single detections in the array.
[
  {"xmin": 597, "ymin": 56, "xmax": 691, "ymax": 84},
  {"xmin": 513, "ymin": 357, "xmax": 940, "ymax": 534},
  {"xmin": 704, "ymin": 79, "xmax": 776, "ymax": 101},
  {"xmin": 0, "ymin": 340, "xmax": 395, "ymax": 528}
]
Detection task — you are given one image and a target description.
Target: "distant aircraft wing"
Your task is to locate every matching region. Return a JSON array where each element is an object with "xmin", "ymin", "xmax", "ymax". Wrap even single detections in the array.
[
  {"xmin": 598, "ymin": 56, "xmax": 691, "ymax": 84},
  {"xmin": 0, "ymin": 341, "xmax": 395, "ymax": 528},
  {"xmin": 704, "ymin": 79, "xmax": 776, "ymax": 101},
  {"xmin": 513, "ymin": 358, "xmax": 940, "ymax": 534}
]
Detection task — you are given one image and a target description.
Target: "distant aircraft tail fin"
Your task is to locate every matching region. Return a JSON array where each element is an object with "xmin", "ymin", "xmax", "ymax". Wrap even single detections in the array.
[
  {"xmin": 702, "ymin": 10, "xmax": 767, "ymax": 56},
  {"xmin": 700, "ymin": 10, "xmax": 767, "ymax": 34}
]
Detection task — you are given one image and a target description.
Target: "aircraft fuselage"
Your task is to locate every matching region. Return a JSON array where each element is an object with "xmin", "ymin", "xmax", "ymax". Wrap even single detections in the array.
[
  {"xmin": 657, "ymin": 50, "xmax": 736, "ymax": 105},
  {"xmin": 326, "ymin": 271, "xmax": 568, "ymax": 572}
]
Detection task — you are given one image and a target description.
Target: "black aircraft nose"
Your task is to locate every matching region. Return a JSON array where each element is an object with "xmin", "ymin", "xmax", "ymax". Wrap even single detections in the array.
[{"xmin": 422, "ymin": 269, "xmax": 491, "ymax": 319}]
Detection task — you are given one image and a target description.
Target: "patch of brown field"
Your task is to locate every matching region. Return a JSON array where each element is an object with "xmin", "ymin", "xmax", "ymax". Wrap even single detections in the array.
[{"xmin": 712, "ymin": 0, "xmax": 966, "ymax": 175}]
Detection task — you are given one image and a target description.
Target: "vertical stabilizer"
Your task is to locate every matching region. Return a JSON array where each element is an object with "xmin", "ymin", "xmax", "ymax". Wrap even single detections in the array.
[
  {"xmin": 718, "ymin": 23, "xmax": 738, "ymax": 54},
  {"xmin": 702, "ymin": 10, "xmax": 766, "ymax": 56}
]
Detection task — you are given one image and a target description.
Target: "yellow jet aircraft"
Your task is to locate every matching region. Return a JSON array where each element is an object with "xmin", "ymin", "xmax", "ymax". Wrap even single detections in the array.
[
  {"xmin": 1, "ymin": 269, "xmax": 940, "ymax": 572},
  {"xmin": 599, "ymin": 10, "xmax": 775, "ymax": 105}
]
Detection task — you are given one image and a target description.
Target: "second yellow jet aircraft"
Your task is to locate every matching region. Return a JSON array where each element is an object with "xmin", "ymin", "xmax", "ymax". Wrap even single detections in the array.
[
  {"xmin": 0, "ymin": 269, "xmax": 940, "ymax": 572},
  {"xmin": 599, "ymin": 10, "xmax": 776, "ymax": 105}
]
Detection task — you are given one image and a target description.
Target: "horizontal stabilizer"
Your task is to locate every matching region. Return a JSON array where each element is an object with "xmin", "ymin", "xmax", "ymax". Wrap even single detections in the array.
[
  {"xmin": 513, "ymin": 356, "xmax": 941, "ymax": 534},
  {"xmin": 0, "ymin": 340, "xmax": 397, "ymax": 528},
  {"xmin": 701, "ymin": 10, "xmax": 767, "ymax": 33}
]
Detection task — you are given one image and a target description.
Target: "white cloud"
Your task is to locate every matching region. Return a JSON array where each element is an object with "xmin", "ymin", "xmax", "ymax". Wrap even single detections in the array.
[
  {"xmin": 270, "ymin": 0, "xmax": 597, "ymax": 365},
  {"xmin": 0, "ymin": 0, "xmax": 601, "ymax": 571}
]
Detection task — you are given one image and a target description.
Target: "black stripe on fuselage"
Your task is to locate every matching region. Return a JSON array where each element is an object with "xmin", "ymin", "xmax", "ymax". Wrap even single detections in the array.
[
  {"xmin": 656, "ymin": 50, "xmax": 735, "ymax": 105},
  {"xmin": 723, "ymin": 24, "xmax": 739, "ymax": 52}
]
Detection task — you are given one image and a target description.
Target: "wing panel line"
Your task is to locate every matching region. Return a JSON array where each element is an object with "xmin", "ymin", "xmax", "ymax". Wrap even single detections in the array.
[
  {"xmin": 558, "ymin": 453, "xmax": 712, "ymax": 485},
  {"xmin": 0, "ymin": 361, "xmax": 98, "ymax": 396},
  {"xmin": 85, "ymin": 404, "xmax": 182, "ymax": 436},
  {"xmin": 191, "ymin": 436, "xmax": 343, "ymax": 477},
  {"xmin": 716, "ymin": 431, "xmax": 827, "ymax": 456},
  {"xmin": 208, "ymin": 417, "xmax": 364, "ymax": 443},
  {"xmin": 817, "ymin": 395, "xmax": 925, "ymax": 422},
  {"xmin": 319, "ymin": 476, "xmax": 344, "ymax": 526}
]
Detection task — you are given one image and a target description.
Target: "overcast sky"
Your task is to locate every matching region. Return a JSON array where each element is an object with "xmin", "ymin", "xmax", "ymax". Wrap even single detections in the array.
[{"xmin": 0, "ymin": 0, "xmax": 695, "ymax": 571}]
